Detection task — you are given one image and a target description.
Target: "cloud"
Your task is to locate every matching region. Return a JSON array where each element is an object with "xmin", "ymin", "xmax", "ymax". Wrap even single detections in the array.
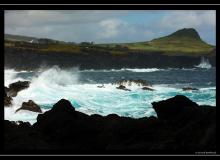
[
  {"xmin": 98, "ymin": 19, "xmax": 127, "ymax": 39},
  {"xmin": 4, "ymin": 10, "xmax": 216, "ymax": 44},
  {"xmin": 158, "ymin": 10, "xmax": 216, "ymax": 30}
]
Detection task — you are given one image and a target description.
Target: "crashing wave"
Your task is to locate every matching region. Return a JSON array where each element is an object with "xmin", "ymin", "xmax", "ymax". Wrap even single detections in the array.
[{"xmin": 195, "ymin": 57, "xmax": 212, "ymax": 69}]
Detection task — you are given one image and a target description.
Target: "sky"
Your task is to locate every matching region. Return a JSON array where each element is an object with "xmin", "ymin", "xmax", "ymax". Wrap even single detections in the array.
[{"xmin": 4, "ymin": 10, "xmax": 216, "ymax": 45}]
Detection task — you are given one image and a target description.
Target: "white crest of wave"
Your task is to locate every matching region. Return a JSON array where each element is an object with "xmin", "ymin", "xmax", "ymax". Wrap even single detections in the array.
[
  {"xmin": 32, "ymin": 66, "xmax": 80, "ymax": 86},
  {"xmin": 195, "ymin": 57, "xmax": 212, "ymax": 69}
]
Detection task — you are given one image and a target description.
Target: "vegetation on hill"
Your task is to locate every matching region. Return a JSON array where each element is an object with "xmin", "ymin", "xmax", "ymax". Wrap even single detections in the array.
[
  {"xmin": 5, "ymin": 28, "xmax": 215, "ymax": 56},
  {"xmin": 99, "ymin": 28, "xmax": 214, "ymax": 55}
]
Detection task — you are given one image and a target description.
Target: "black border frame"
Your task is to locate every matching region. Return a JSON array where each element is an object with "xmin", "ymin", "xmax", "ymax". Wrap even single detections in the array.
[{"xmin": 1, "ymin": 4, "xmax": 219, "ymax": 156}]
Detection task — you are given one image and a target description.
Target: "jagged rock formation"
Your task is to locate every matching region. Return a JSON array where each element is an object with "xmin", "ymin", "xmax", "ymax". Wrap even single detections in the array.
[
  {"xmin": 15, "ymin": 100, "xmax": 42, "ymax": 113},
  {"xmin": 4, "ymin": 95, "xmax": 216, "ymax": 154}
]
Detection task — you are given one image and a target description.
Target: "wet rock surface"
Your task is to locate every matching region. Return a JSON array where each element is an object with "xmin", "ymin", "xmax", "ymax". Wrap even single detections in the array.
[
  {"xmin": 7, "ymin": 81, "xmax": 30, "ymax": 97},
  {"xmin": 15, "ymin": 100, "xmax": 42, "ymax": 113}
]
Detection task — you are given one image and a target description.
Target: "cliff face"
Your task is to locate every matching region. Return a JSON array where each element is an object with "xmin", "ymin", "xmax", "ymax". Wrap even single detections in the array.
[{"xmin": 4, "ymin": 47, "xmax": 215, "ymax": 70}]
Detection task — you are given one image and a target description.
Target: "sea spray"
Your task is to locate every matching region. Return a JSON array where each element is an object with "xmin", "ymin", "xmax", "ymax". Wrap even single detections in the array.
[
  {"xmin": 4, "ymin": 69, "xmax": 26, "ymax": 87},
  {"xmin": 195, "ymin": 57, "xmax": 212, "ymax": 69}
]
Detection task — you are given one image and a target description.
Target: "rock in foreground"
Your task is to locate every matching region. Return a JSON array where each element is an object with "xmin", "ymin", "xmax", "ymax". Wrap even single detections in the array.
[
  {"xmin": 4, "ymin": 95, "xmax": 216, "ymax": 154},
  {"xmin": 15, "ymin": 100, "xmax": 42, "ymax": 113}
]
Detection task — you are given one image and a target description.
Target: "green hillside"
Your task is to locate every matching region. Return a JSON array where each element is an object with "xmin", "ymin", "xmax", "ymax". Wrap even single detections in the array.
[
  {"xmin": 122, "ymin": 28, "xmax": 214, "ymax": 55},
  {"xmin": 5, "ymin": 28, "xmax": 215, "ymax": 56}
]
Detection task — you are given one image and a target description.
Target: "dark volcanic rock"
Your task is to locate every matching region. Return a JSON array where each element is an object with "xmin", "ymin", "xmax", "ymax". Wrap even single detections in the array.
[
  {"xmin": 152, "ymin": 95, "xmax": 199, "ymax": 121},
  {"xmin": 15, "ymin": 100, "xmax": 42, "ymax": 113},
  {"xmin": 5, "ymin": 96, "xmax": 216, "ymax": 153},
  {"xmin": 116, "ymin": 85, "xmax": 131, "ymax": 91},
  {"xmin": 142, "ymin": 86, "xmax": 155, "ymax": 91},
  {"xmin": 182, "ymin": 87, "xmax": 199, "ymax": 91},
  {"xmin": 33, "ymin": 99, "xmax": 76, "ymax": 132},
  {"xmin": 4, "ymin": 87, "xmax": 12, "ymax": 106},
  {"xmin": 7, "ymin": 81, "xmax": 30, "ymax": 97}
]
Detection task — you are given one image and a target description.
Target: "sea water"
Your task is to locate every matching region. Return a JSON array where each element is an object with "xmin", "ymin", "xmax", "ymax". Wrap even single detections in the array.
[{"xmin": 4, "ymin": 62, "xmax": 216, "ymax": 124}]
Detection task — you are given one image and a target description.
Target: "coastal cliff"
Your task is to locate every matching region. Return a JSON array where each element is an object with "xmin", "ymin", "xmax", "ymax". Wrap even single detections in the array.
[{"xmin": 4, "ymin": 28, "xmax": 215, "ymax": 70}]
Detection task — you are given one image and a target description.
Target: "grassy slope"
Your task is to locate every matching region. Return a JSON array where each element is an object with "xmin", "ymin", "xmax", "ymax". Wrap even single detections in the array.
[
  {"xmin": 98, "ymin": 28, "xmax": 214, "ymax": 56},
  {"xmin": 124, "ymin": 37, "xmax": 213, "ymax": 55}
]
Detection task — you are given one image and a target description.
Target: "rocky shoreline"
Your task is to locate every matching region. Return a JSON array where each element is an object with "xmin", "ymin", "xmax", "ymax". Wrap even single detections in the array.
[{"xmin": 4, "ymin": 94, "xmax": 216, "ymax": 154}]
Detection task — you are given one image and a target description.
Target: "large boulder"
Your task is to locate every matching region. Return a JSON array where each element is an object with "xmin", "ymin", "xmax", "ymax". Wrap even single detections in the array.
[
  {"xmin": 152, "ymin": 95, "xmax": 199, "ymax": 121},
  {"xmin": 33, "ymin": 99, "xmax": 76, "ymax": 131},
  {"xmin": 15, "ymin": 100, "xmax": 42, "ymax": 113},
  {"xmin": 7, "ymin": 81, "xmax": 30, "ymax": 97}
]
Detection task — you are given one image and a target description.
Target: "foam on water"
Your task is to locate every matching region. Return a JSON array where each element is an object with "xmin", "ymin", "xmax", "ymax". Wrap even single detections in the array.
[{"xmin": 82, "ymin": 68, "xmax": 163, "ymax": 73}]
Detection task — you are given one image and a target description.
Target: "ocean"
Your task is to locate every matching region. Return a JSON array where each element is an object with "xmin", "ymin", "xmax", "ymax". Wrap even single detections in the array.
[{"xmin": 4, "ymin": 59, "xmax": 216, "ymax": 124}]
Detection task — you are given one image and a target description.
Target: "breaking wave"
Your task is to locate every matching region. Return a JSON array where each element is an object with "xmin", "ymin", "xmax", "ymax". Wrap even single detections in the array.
[
  {"xmin": 4, "ymin": 66, "xmax": 216, "ymax": 124},
  {"xmin": 195, "ymin": 57, "xmax": 212, "ymax": 69}
]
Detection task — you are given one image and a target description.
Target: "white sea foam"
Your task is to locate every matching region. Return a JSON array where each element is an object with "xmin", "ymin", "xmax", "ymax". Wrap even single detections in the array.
[
  {"xmin": 123, "ymin": 68, "xmax": 163, "ymax": 72},
  {"xmin": 4, "ymin": 67, "xmax": 216, "ymax": 124},
  {"xmin": 4, "ymin": 69, "xmax": 26, "ymax": 87},
  {"xmin": 82, "ymin": 68, "xmax": 164, "ymax": 73}
]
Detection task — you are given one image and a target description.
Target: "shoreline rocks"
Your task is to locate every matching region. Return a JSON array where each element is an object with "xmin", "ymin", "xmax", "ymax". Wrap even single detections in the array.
[{"xmin": 4, "ymin": 95, "xmax": 216, "ymax": 153}]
